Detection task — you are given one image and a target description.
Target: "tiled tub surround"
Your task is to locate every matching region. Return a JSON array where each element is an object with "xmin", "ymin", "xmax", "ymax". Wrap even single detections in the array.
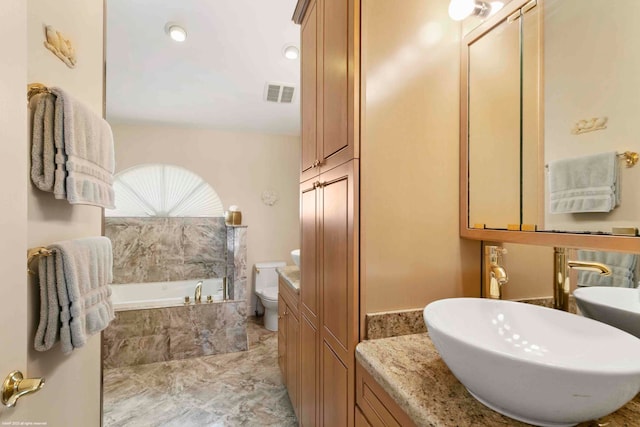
[
  {"xmin": 226, "ymin": 225, "xmax": 248, "ymax": 301},
  {"xmin": 103, "ymin": 300, "xmax": 248, "ymax": 368},
  {"xmin": 356, "ymin": 333, "xmax": 640, "ymax": 426},
  {"xmin": 105, "ymin": 217, "xmax": 228, "ymax": 284}
]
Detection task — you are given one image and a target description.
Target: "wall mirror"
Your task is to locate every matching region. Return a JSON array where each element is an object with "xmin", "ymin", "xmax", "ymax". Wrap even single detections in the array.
[{"xmin": 461, "ymin": 0, "xmax": 640, "ymax": 252}]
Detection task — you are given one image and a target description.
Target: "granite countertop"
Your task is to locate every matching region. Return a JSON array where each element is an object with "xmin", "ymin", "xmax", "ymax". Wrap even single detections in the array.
[
  {"xmin": 356, "ymin": 333, "xmax": 640, "ymax": 427},
  {"xmin": 276, "ymin": 266, "xmax": 300, "ymax": 294}
]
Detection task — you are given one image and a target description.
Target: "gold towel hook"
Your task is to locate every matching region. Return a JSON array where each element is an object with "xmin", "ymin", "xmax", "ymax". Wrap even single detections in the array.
[
  {"xmin": 27, "ymin": 247, "xmax": 53, "ymax": 274},
  {"xmin": 27, "ymin": 83, "xmax": 51, "ymax": 103}
]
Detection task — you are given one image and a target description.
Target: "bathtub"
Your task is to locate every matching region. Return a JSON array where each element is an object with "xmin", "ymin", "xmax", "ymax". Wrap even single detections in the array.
[{"xmin": 110, "ymin": 278, "xmax": 224, "ymax": 311}]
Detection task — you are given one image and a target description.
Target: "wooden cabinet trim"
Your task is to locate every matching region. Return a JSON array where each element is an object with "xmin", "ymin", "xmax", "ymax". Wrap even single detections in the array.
[{"xmin": 356, "ymin": 361, "xmax": 418, "ymax": 427}]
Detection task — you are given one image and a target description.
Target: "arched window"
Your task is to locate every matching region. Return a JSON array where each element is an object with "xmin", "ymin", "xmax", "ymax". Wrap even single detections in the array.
[{"xmin": 105, "ymin": 164, "xmax": 224, "ymax": 217}]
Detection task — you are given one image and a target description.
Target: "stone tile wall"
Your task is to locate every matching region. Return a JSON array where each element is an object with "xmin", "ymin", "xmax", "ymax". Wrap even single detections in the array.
[
  {"xmin": 105, "ymin": 217, "xmax": 227, "ymax": 284},
  {"xmin": 103, "ymin": 301, "xmax": 248, "ymax": 368}
]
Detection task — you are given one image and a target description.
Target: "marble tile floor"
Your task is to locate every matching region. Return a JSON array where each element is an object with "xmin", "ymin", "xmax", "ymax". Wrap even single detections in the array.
[{"xmin": 103, "ymin": 318, "xmax": 297, "ymax": 427}]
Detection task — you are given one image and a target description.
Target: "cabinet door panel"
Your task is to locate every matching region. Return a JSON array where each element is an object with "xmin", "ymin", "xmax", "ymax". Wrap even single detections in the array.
[
  {"xmin": 278, "ymin": 294, "xmax": 286, "ymax": 378},
  {"xmin": 322, "ymin": 169, "xmax": 350, "ymax": 355},
  {"xmin": 286, "ymin": 311, "xmax": 300, "ymax": 418},
  {"xmin": 300, "ymin": 180, "xmax": 319, "ymax": 325},
  {"xmin": 322, "ymin": 341, "xmax": 348, "ymax": 427},
  {"xmin": 355, "ymin": 406, "xmax": 372, "ymax": 427},
  {"xmin": 301, "ymin": 0, "xmax": 319, "ymax": 179},
  {"xmin": 300, "ymin": 314, "xmax": 318, "ymax": 427},
  {"xmin": 322, "ymin": 0, "xmax": 349, "ymax": 161}
]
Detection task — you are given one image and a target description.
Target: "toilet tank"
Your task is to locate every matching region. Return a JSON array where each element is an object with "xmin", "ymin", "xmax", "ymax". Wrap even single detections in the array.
[{"xmin": 254, "ymin": 261, "xmax": 286, "ymax": 292}]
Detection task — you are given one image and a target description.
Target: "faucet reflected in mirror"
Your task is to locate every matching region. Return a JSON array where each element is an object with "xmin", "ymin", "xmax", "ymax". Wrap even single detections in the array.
[
  {"xmin": 194, "ymin": 280, "xmax": 203, "ymax": 303},
  {"xmin": 484, "ymin": 245, "xmax": 509, "ymax": 299}
]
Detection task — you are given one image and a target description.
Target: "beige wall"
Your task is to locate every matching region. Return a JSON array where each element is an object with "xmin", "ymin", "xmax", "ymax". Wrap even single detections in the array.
[
  {"xmin": 25, "ymin": 0, "xmax": 105, "ymax": 425},
  {"xmin": 0, "ymin": 0, "xmax": 29, "ymax": 422},
  {"xmin": 110, "ymin": 123, "xmax": 300, "ymax": 313},
  {"xmin": 361, "ymin": 0, "xmax": 481, "ymax": 313}
]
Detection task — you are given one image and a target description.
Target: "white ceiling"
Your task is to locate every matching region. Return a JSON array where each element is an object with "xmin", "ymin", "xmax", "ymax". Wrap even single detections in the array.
[{"xmin": 106, "ymin": 0, "xmax": 301, "ymax": 135}]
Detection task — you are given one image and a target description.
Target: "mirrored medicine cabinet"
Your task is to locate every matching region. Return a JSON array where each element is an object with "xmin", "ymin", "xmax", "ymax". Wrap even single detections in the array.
[{"xmin": 460, "ymin": 0, "xmax": 640, "ymax": 252}]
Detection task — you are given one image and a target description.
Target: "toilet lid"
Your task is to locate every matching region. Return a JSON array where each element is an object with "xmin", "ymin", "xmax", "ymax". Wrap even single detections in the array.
[{"xmin": 259, "ymin": 287, "xmax": 278, "ymax": 301}]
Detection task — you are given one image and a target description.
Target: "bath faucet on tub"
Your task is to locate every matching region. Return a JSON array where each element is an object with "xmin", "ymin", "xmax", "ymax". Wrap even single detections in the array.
[{"xmin": 194, "ymin": 281, "xmax": 203, "ymax": 303}]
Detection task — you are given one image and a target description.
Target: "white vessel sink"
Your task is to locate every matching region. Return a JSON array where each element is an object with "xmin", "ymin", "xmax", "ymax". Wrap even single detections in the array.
[
  {"xmin": 574, "ymin": 287, "xmax": 640, "ymax": 339},
  {"xmin": 290, "ymin": 249, "xmax": 300, "ymax": 268},
  {"xmin": 423, "ymin": 298, "xmax": 640, "ymax": 427}
]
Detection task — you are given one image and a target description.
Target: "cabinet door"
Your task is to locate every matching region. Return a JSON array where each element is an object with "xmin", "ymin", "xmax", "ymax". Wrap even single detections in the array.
[
  {"xmin": 355, "ymin": 406, "xmax": 372, "ymax": 427},
  {"xmin": 320, "ymin": 161, "xmax": 358, "ymax": 363},
  {"xmin": 320, "ymin": 160, "xmax": 359, "ymax": 427},
  {"xmin": 278, "ymin": 294, "xmax": 286, "ymax": 379},
  {"xmin": 286, "ymin": 310, "xmax": 300, "ymax": 418},
  {"xmin": 322, "ymin": 342, "xmax": 348, "ymax": 427},
  {"xmin": 301, "ymin": 0, "xmax": 320, "ymax": 181},
  {"xmin": 286, "ymin": 310, "xmax": 300, "ymax": 416},
  {"xmin": 300, "ymin": 178, "xmax": 319, "ymax": 326},
  {"xmin": 321, "ymin": 0, "xmax": 358, "ymax": 171},
  {"xmin": 300, "ymin": 314, "xmax": 319, "ymax": 427}
]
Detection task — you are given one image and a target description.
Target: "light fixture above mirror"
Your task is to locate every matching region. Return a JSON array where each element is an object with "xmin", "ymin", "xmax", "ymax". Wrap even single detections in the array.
[{"xmin": 448, "ymin": 0, "xmax": 504, "ymax": 21}]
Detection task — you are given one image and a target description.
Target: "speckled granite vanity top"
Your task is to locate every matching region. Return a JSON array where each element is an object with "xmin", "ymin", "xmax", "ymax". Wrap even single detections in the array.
[
  {"xmin": 276, "ymin": 266, "xmax": 300, "ymax": 293},
  {"xmin": 356, "ymin": 333, "xmax": 640, "ymax": 427}
]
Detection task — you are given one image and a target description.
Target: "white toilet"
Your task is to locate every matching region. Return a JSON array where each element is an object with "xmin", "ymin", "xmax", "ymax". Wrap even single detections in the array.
[{"xmin": 254, "ymin": 261, "xmax": 286, "ymax": 331}]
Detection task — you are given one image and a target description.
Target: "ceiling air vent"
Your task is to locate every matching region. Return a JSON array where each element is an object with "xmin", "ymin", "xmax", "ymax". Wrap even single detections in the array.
[{"xmin": 264, "ymin": 82, "xmax": 296, "ymax": 103}]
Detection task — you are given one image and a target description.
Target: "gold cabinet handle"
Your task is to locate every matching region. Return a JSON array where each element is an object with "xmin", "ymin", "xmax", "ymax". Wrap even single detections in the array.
[{"xmin": 2, "ymin": 371, "xmax": 45, "ymax": 408}]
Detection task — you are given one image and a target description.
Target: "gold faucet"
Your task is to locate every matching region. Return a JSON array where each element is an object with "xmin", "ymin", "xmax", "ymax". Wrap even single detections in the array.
[
  {"xmin": 194, "ymin": 281, "xmax": 203, "ymax": 303},
  {"xmin": 567, "ymin": 260, "xmax": 612, "ymax": 276},
  {"xmin": 554, "ymin": 248, "xmax": 612, "ymax": 311},
  {"xmin": 484, "ymin": 245, "xmax": 508, "ymax": 299}
]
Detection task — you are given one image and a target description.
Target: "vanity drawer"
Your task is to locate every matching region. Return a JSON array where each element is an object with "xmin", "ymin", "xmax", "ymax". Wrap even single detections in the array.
[{"xmin": 356, "ymin": 361, "xmax": 417, "ymax": 427}]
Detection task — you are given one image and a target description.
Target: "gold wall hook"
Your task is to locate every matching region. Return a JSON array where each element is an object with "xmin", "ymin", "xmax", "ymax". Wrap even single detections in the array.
[{"xmin": 27, "ymin": 247, "xmax": 53, "ymax": 274}]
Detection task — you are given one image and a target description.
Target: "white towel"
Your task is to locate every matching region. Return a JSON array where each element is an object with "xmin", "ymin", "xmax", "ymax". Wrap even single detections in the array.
[
  {"xmin": 576, "ymin": 250, "xmax": 637, "ymax": 288},
  {"xmin": 34, "ymin": 237, "xmax": 115, "ymax": 354},
  {"xmin": 50, "ymin": 87, "xmax": 116, "ymax": 209},
  {"xmin": 548, "ymin": 152, "xmax": 619, "ymax": 214},
  {"xmin": 30, "ymin": 93, "xmax": 58, "ymax": 192}
]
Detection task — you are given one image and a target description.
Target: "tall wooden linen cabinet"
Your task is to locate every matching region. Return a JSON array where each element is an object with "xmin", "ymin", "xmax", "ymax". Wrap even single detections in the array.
[{"xmin": 294, "ymin": 0, "xmax": 360, "ymax": 425}]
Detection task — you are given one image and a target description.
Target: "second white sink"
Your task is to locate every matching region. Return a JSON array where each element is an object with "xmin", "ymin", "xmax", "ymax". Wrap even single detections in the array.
[
  {"xmin": 290, "ymin": 249, "xmax": 300, "ymax": 268},
  {"xmin": 574, "ymin": 287, "xmax": 640, "ymax": 338},
  {"xmin": 424, "ymin": 298, "xmax": 640, "ymax": 427}
]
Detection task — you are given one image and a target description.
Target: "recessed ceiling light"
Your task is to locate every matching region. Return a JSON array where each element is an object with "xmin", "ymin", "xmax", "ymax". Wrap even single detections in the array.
[
  {"xmin": 283, "ymin": 45, "xmax": 299, "ymax": 60},
  {"xmin": 165, "ymin": 23, "xmax": 187, "ymax": 42}
]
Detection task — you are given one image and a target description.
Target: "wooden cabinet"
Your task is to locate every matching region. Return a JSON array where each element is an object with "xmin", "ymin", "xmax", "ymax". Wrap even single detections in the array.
[
  {"xmin": 299, "ymin": 160, "xmax": 359, "ymax": 426},
  {"xmin": 278, "ymin": 294, "xmax": 287, "ymax": 378},
  {"xmin": 296, "ymin": 0, "xmax": 360, "ymax": 423},
  {"xmin": 279, "ymin": 279, "xmax": 301, "ymax": 419},
  {"xmin": 299, "ymin": 0, "xmax": 359, "ymax": 182},
  {"xmin": 300, "ymin": 313, "xmax": 319, "ymax": 426},
  {"xmin": 355, "ymin": 361, "xmax": 418, "ymax": 427}
]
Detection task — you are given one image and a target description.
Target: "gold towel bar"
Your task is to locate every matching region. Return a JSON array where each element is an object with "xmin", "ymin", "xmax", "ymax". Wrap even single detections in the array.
[
  {"xmin": 620, "ymin": 151, "xmax": 640, "ymax": 167},
  {"xmin": 27, "ymin": 247, "xmax": 53, "ymax": 274},
  {"xmin": 545, "ymin": 151, "xmax": 639, "ymax": 169},
  {"xmin": 27, "ymin": 83, "xmax": 52, "ymax": 103}
]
